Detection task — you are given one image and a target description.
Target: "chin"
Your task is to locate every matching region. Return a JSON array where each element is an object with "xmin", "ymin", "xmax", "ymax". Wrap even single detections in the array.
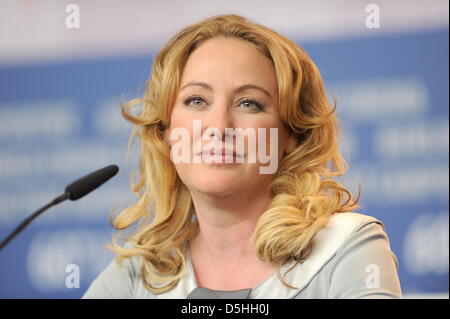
[{"xmin": 183, "ymin": 167, "xmax": 246, "ymax": 197}]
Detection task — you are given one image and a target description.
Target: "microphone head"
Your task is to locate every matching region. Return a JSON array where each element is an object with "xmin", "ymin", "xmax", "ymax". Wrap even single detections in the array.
[{"xmin": 65, "ymin": 165, "xmax": 119, "ymax": 200}]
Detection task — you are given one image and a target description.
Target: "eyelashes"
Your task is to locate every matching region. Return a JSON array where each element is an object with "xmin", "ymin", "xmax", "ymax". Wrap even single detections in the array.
[{"xmin": 182, "ymin": 95, "xmax": 265, "ymax": 111}]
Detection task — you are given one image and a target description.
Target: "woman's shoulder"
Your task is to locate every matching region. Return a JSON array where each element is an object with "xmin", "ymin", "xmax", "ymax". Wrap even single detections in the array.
[
  {"xmin": 317, "ymin": 212, "xmax": 385, "ymax": 246},
  {"xmin": 252, "ymin": 212, "xmax": 400, "ymax": 298},
  {"xmin": 324, "ymin": 212, "xmax": 401, "ymax": 297},
  {"xmin": 262, "ymin": 212, "xmax": 402, "ymax": 298},
  {"xmin": 308, "ymin": 212, "xmax": 384, "ymax": 259},
  {"xmin": 308, "ymin": 212, "xmax": 401, "ymax": 298},
  {"xmin": 82, "ymin": 249, "xmax": 151, "ymax": 299},
  {"xmin": 327, "ymin": 212, "xmax": 383, "ymax": 230}
]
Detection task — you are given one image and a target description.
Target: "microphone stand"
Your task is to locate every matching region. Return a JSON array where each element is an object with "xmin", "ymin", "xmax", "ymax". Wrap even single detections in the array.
[
  {"xmin": 0, "ymin": 164, "xmax": 118, "ymax": 252},
  {"xmin": 0, "ymin": 192, "xmax": 70, "ymax": 251}
]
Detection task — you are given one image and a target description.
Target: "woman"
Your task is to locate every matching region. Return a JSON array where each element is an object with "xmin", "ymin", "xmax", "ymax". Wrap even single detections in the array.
[{"xmin": 83, "ymin": 14, "xmax": 402, "ymax": 299}]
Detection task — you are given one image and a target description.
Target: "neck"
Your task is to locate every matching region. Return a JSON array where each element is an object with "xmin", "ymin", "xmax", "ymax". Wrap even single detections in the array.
[{"xmin": 189, "ymin": 187, "xmax": 271, "ymax": 262}]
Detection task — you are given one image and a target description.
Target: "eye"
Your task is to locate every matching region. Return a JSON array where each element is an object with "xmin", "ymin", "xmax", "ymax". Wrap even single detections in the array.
[
  {"xmin": 239, "ymin": 98, "xmax": 264, "ymax": 111},
  {"xmin": 183, "ymin": 96, "xmax": 207, "ymax": 108},
  {"xmin": 183, "ymin": 96, "xmax": 265, "ymax": 111}
]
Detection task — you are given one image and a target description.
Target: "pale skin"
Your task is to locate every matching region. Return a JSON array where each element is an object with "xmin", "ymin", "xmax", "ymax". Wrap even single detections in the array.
[{"xmin": 165, "ymin": 37, "xmax": 297, "ymax": 290}]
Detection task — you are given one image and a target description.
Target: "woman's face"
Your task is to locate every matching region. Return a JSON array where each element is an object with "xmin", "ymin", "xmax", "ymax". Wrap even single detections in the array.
[{"xmin": 166, "ymin": 37, "xmax": 295, "ymax": 198}]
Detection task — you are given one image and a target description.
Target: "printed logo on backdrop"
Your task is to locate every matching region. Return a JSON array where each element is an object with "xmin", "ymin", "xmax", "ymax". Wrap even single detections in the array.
[
  {"xmin": 27, "ymin": 229, "xmax": 113, "ymax": 292},
  {"xmin": 333, "ymin": 77, "xmax": 448, "ymax": 207},
  {"xmin": 404, "ymin": 213, "xmax": 449, "ymax": 276}
]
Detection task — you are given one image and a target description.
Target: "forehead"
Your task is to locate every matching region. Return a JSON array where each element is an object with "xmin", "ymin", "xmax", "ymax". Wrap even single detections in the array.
[{"xmin": 181, "ymin": 37, "xmax": 277, "ymax": 90}]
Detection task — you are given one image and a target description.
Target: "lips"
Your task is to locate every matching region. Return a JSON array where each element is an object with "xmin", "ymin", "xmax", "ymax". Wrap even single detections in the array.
[{"xmin": 198, "ymin": 147, "xmax": 243, "ymax": 157}]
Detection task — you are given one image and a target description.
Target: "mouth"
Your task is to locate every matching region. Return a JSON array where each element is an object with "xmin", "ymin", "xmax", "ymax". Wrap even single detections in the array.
[
  {"xmin": 196, "ymin": 148, "xmax": 244, "ymax": 163},
  {"xmin": 198, "ymin": 148, "xmax": 243, "ymax": 157}
]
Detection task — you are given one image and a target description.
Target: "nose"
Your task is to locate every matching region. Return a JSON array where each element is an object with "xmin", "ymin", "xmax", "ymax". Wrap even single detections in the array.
[{"xmin": 202, "ymin": 98, "xmax": 234, "ymax": 141}]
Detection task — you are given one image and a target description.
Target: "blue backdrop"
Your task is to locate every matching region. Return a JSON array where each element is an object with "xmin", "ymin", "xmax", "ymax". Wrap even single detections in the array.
[{"xmin": 0, "ymin": 29, "xmax": 448, "ymax": 298}]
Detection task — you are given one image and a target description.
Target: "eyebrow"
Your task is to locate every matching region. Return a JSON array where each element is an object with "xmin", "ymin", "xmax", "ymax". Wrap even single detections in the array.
[{"xmin": 180, "ymin": 82, "xmax": 272, "ymax": 99}]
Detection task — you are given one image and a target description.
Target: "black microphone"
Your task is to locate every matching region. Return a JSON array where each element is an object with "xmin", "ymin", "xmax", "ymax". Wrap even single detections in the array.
[{"xmin": 0, "ymin": 164, "xmax": 119, "ymax": 251}]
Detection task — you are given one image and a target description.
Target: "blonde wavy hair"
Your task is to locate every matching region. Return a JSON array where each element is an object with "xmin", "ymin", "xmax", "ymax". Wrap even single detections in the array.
[{"xmin": 109, "ymin": 13, "xmax": 361, "ymax": 294}]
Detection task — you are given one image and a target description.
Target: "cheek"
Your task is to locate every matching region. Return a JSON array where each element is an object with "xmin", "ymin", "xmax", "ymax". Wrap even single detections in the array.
[
  {"xmin": 168, "ymin": 112, "xmax": 194, "ymax": 145},
  {"xmin": 250, "ymin": 119, "xmax": 286, "ymax": 153},
  {"xmin": 172, "ymin": 162, "xmax": 192, "ymax": 183},
  {"xmin": 252, "ymin": 119, "xmax": 290, "ymax": 174},
  {"xmin": 170, "ymin": 111, "xmax": 193, "ymax": 130}
]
